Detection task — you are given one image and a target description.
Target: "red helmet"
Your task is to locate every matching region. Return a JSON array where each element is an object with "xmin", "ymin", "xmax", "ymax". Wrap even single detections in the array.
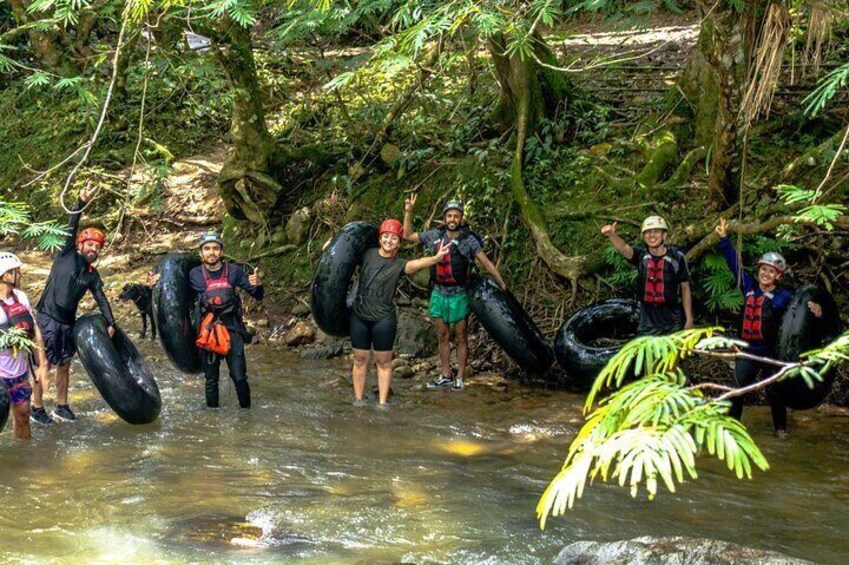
[
  {"xmin": 379, "ymin": 219, "xmax": 403, "ymax": 238},
  {"xmin": 77, "ymin": 227, "xmax": 106, "ymax": 247}
]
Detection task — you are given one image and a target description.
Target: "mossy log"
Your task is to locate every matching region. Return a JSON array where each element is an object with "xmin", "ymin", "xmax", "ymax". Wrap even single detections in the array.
[{"xmin": 635, "ymin": 129, "xmax": 679, "ymax": 188}]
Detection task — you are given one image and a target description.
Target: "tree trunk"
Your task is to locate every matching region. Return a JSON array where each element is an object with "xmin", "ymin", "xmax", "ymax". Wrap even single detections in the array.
[
  {"xmin": 499, "ymin": 35, "xmax": 584, "ymax": 283},
  {"xmin": 209, "ymin": 18, "xmax": 280, "ymax": 225},
  {"xmin": 488, "ymin": 32, "xmax": 573, "ymax": 133},
  {"xmin": 679, "ymin": 1, "xmax": 763, "ymax": 207},
  {"xmin": 8, "ymin": 0, "xmax": 64, "ymax": 70}
]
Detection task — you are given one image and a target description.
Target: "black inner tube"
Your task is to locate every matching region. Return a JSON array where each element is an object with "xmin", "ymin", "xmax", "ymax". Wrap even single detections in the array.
[
  {"xmin": 155, "ymin": 252, "xmax": 202, "ymax": 373},
  {"xmin": 775, "ymin": 285, "xmax": 842, "ymax": 410},
  {"xmin": 467, "ymin": 277, "xmax": 554, "ymax": 376},
  {"xmin": 554, "ymin": 298, "xmax": 640, "ymax": 390},
  {"xmin": 0, "ymin": 384, "xmax": 9, "ymax": 434},
  {"xmin": 74, "ymin": 314, "xmax": 162, "ymax": 425},
  {"xmin": 311, "ymin": 222, "xmax": 378, "ymax": 337}
]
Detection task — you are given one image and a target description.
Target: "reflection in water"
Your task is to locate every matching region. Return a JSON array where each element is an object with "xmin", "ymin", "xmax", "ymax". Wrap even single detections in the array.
[{"xmin": 1, "ymin": 341, "xmax": 848, "ymax": 563}]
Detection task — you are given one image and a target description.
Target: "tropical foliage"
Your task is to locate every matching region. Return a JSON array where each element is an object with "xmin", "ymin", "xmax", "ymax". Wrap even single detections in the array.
[{"xmin": 536, "ymin": 327, "xmax": 849, "ymax": 528}]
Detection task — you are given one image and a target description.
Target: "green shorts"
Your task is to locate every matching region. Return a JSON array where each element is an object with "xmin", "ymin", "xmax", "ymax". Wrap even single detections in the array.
[{"xmin": 428, "ymin": 289, "xmax": 469, "ymax": 325}]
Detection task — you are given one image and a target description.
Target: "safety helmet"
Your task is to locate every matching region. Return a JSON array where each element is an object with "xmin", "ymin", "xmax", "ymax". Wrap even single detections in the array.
[
  {"xmin": 641, "ymin": 215, "xmax": 668, "ymax": 233},
  {"xmin": 198, "ymin": 231, "xmax": 224, "ymax": 249},
  {"xmin": 77, "ymin": 227, "xmax": 106, "ymax": 247},
  {"xmin": 0, "ymin": 252, "xmax": 23, "ymax": 277},
  {"xmin": 379, "ymin": 219, "xmax": 403, "ymax": 238},
  {"xmin": 442, "ymin": 199, "xmax": 465, "ymax": 216},
  {"xmin": 758, "ymin": 252, "xmax": 786, "ymax": 273}
]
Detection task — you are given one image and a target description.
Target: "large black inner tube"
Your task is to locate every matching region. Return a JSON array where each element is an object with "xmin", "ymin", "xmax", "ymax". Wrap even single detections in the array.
[
  {"xmin": 775, "ymin": 284, "xmax": 842, "ymax": 410},
  {"xmin": 311, "ymin": 222, "xmax": 378, "ymax": 337},
  {"xmin": 155, "ymin": 252, "xmax": 202, "ymax": 373},
  {"xmin": 554, "ymin": 298, "xmax": 640, "ymax": 390},
  {"xmin": 0, "ymin": 384, "xmax": 9, "ymax": 434},
  {"xmin": 467, "ymin": 277, "xmax": 554, "ymax": 376},
  {"xmin": 74, "ymin": 314, "xmax": 162, "ymax": 425}
]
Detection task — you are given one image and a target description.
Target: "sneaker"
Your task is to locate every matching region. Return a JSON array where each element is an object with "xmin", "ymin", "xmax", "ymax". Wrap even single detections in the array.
[
  {"xmin": 777, "ymin": 429, "xmax": 788, "ymax": 441},
  {"xmin": 352, "ymin": 399, "xmax": 368, "ymax": 408},
  {"xmin": 451, "ymin": 378, "xmax": 465, "ymax": 391},
  {"xmin": 427, "ymin": 375, "xmax": 453, "ymax": 389},
  {"xmin": 51, "ymin": 405, "xmax": 77, "ymax": 422},
  {"xmin": 30, "ymin": 407, "xmax": 54, "ymax": 425}
]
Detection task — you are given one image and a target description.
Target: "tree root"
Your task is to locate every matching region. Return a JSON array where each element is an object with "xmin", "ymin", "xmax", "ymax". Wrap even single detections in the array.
[
  {"xmin": 635, "ymin": 129, "xmax": 678, "ymax": 188},
  {"xmin": 663, "ymin": 146, "xmax": 707, "ymax": 188}
]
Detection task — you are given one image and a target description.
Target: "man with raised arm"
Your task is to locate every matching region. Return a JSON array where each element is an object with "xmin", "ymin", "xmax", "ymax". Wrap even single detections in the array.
[
  {"xmin": 32, "ymin": 189, "xmax": 115, "ymax": 424},
  {"xmin": 601, "ymin": 216, "xmax": 693, "ymax": 336},
  {"xmin": 403, "ymin": 195, "xmax": 507, "ymax": 391}
]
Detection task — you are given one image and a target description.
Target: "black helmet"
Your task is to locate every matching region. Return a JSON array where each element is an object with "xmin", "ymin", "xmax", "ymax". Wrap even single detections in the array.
[
  {"xmin": 198, "ymin": 231, "xmax": 224, "ymax": 249},
  {"xmin": 442, "ymin": 199, "xmax": 465, "ymax": 216}
]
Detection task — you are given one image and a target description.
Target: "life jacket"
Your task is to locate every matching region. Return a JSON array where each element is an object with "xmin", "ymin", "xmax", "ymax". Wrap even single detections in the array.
[
  {"xmin": 196, "ymin": 311, "xmax": 231, "ymax": 356},
  {"xmin": 0, "ymin": 292, "xmax": 35, "ymax": 340},
  {"xmin": 741, "ymin": 290, "xmax": 776, "ymax": 342},
  {"xmin": 430, "ymin": 230, "xmax": 479, "ymax": 287},
  {"xmin": 639, "ymin": 251, "xmax": 680, "ymax": 305},
  {"xmin": 201, "ymin": 263, "xmax": 236, "ymax": 315}
]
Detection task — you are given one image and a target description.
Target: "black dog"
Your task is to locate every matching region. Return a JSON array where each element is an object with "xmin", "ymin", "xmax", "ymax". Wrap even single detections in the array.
[{"xmin": 118, "ymin": 283, "xmax": 156, "ymax": 340}]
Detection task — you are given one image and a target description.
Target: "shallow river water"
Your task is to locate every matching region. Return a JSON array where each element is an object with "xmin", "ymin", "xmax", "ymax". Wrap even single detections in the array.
[{"xmin": 2, "ymin": 340, "xmax": 849, "ymax": 564}]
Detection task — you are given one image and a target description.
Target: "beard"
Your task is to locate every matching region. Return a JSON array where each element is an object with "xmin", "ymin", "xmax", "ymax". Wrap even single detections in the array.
[{"xmin": 84, "ymin": 251, "xmax": 98, "ymax": 263}]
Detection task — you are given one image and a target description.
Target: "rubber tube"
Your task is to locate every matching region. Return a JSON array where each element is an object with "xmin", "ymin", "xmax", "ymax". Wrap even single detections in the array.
[
  {"xmin": 155, "ymin": 252, "xmax": 202, "ymax": 373},
  {"xmin": 554, "ymin": 298, "xmax": 640, "ymax": 389},
  {"xmin": 0, "ymin": 384, "xmax": 9, "ymax": 434},
  {"xmin": 311, "ymin": 222, "xmax": 378, "ymax": 337},
  {"xmin": 74, "ymin": 314, "xmax": 162, "ymax": 424},
  {"xmin": 467, "ymin": 277, "xmax": 554, "ymax": 375},
  {"xmin": 775, "ymin": 285, "xmax": 842, "ymax": 410}
]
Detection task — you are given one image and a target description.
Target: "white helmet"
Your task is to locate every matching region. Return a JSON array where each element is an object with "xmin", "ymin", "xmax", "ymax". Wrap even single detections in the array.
[
  {"xmin": 0, "ymin": 252, "xmax": 22, "ymax": 277},
  {"xmin": 758, "ymin": 252, "xmax": 786, "ymax": 273},
  {"xmin": 641, "ymin": 215, "xmax": 668, "ymax": 233}
]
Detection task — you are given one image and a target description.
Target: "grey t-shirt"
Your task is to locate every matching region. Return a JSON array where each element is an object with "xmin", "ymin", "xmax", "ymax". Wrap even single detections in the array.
[
  {"xmin": 419, "ymin": 229, "xmax": 482, "ymax": 296},
  {"xmin": 351, "ymin": 248, "xmax": 409, "ymax": 321}
]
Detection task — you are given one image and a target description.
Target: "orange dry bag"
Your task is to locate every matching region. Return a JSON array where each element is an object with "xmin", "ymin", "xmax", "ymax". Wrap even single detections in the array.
[{"xmin": 196, "ymin": 312, "xmax": 231, "ymax": 356}]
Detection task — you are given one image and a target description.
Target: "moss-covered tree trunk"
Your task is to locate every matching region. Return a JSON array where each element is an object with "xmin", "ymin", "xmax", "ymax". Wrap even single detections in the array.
[
  {"xmin": 679, "ymin": 1, "xmax": 762, "ymax": 207},
  {"xmin": 493, "ymin": 33, "xmax": 585, "ymax": 282},
  {"xmin": 209, "ymin": 18, "xmax": 280, "ymax": 225},
  {"xmin": 488, "ymin": 32, "xmax": 572, "ymax": 133}
]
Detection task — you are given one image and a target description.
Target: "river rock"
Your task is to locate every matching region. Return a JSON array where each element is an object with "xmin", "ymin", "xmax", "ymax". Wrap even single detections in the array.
[
  {"xmin": 391, "ymin": 358, "xmax": 407, "ymax": 370},
  {"xmin": 286, "ymin": 207, "xmax": 312, "ymax": 246},
  {"xmin": 292, "ymin": 303, "xmax": 312, "ymax": 317},
  {"xmin": 392, "ymin": 366, "xmax": 414, "ymax": 379},
  {"xmin": 285, "ymin": 321, "xmax": 316, "ymax": 346},
  {"xmin": 395, "ymin": 314, "xmax": 437, "ymax": 357},
  {"xmin": 555, "ymin": 536, "xmax": 814, "ymax": 565},
  {"xmin": 300, "ymin": 342, "xmax": 344, "ymax": 360}
]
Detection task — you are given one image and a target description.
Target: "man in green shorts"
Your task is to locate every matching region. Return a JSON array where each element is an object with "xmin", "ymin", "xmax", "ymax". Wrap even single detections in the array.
[{"xmin": 403, "ymin": 195, "xmax": 507, "ymax": 390}]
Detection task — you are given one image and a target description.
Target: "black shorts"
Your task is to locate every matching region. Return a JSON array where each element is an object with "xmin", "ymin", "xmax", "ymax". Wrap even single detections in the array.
[
  {"xmin": 350, "ymin": 312, "xmax": 397, "ymax": 352},
  {"xmin": 37, "ymin": 312, "xmax": 76, "ymax": 366}
]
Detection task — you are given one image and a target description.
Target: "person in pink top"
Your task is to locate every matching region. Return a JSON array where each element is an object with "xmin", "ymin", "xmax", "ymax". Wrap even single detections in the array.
[{"xmin": 0, "ymin": 253, "xmax": 49, "ymax": 439}]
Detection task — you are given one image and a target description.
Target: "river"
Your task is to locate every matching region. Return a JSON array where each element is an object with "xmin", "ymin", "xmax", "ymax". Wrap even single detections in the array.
[{"xmin": 1, "ymin": 341, "xmax": 848, "ymax": 563}]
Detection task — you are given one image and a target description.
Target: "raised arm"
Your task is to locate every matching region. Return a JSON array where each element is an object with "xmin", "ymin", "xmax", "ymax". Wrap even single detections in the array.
[
  {"xmin": 601, "ymin": 222, "xmax": 634, "ymax": 261},
  {"xmin": 59, "ymin": 189, "xmax": 92, "ymax": 255},
  {"xmin": 715, "ymin": 218, "xmax": 754, "ymax": 292},
  {"xmin": 405, "ymin": 242, "xmax": 452, "ymax": 275},
  {"xmin": 402, "ymin": 193, "xmax": 422, "ymax": 244}
]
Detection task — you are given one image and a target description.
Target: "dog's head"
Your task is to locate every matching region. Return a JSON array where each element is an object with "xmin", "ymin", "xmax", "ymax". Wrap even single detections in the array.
[{"xmin": 118, "ymin": 283, "xmax": 146, "ymax": 302}]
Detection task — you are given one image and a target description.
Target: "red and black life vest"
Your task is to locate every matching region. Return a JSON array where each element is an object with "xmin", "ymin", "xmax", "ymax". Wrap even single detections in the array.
[
  {"xmin": 741, "ymin": 290, "xmax": 775, "ymax": 342},
  {"xmin": 640, "ymin": 253, "xmax": 679, "ymax": 305},
  {"xmin": 0, "ymin": 293, "xmax": 36, "ymax": 339},
  {"xmin": 201, "ymin": 263, "xmax": 236, "ymax": 315},
  {"xmin": 430, "ymin": 231, "xmax": 476, "ymax": 287}
]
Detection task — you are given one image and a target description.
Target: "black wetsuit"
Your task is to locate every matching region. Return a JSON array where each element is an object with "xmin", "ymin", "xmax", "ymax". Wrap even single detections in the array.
[
  {"xmin": 188, "ymin": 262, "xmax": 263, "ymax": 408},
  {"xmin": 36, "ymin": 199, "xmax": 115, "ymax": 366}
]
